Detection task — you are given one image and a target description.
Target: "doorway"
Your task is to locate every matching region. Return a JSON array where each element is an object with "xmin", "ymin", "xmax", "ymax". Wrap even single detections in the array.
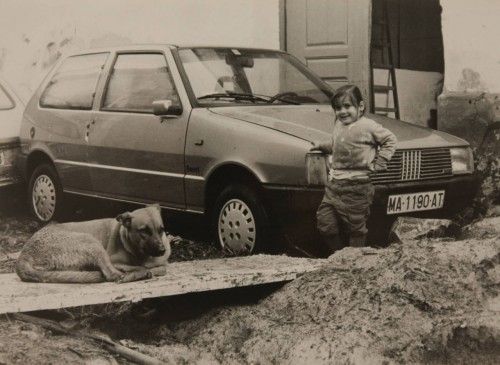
[{"xmin": 370, "ymin": 0, "xmax": 444, "ymax": 127}]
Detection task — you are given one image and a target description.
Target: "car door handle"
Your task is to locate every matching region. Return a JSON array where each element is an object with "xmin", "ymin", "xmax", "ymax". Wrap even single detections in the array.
[
  {"xmin": 85, "ymin": 120, "xmax": 95, "ymax": 142},
  {"xmin": 194, "ymin": 139, "xmax": 204, "ymax": 146}
]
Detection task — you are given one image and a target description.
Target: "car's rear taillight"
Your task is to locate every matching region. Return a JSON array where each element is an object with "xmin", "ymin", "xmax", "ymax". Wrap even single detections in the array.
[{"xmin": 0, "ymin": 146, "xmax": 19, "ymax": 167}]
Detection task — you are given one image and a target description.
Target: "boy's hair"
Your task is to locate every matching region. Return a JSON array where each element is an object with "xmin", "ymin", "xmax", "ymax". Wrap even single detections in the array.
[{"xmin": 331, "ymin": 84, "xmax": 365, "ymax": 115}]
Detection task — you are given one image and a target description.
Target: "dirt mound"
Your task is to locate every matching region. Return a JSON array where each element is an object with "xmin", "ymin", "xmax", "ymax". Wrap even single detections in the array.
[
  {"xmin": 0, "ymin": 319, "xmax": 115, "ymax": 365},
  {"xmin": 145, "ymin": 219, "xmax": 500, "ymax": 364}
]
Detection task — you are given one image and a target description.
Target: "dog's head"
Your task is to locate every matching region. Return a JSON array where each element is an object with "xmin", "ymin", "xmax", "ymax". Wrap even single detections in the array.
[{"xmin": 116, "ymin": 204, "xmax": 171, "ymax": 259}]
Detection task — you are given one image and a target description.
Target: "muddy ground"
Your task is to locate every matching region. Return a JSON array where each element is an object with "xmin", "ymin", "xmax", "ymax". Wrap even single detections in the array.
[{"xmin": 0, "ymin": 185, "xmax": 499, "ymax": 364}]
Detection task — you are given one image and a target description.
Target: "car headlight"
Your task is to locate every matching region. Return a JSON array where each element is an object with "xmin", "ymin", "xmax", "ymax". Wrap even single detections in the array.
[
  {"xmin": 305, "ymin": 152, "xmax": 328, "ymax": 185},
  {"xmin": 450, "ymin": 147, "xmax": 474, "ymax": 175}
]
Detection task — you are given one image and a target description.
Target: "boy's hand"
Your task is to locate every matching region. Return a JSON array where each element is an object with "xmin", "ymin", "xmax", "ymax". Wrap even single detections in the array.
[
  {"xmin": 372, "ymin": 156, "xmax": 389, "ymax": 171},
  {"xmin": 309, "ymin": 142, "xmax": 322, "ymax": 152},
  {"xmin": 309, "ymin": 142, "xmax": 329, "ymax": 153}
]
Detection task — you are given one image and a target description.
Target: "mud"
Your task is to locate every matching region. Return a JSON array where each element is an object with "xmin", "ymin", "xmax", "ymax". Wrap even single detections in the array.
[
  {"xmin": 130, "ymin": 218, "xmax": 500, "ymax": 364},
  {"xmin": 0, "ymin": 186, "xmax": 499, "ymax": 364}
]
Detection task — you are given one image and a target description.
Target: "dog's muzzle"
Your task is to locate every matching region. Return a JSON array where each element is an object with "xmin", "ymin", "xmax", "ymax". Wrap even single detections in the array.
[
  {"xmin": 149, "ymin": 232, "xmax": 172, "ymax": 256},
  {"xmin": 150, "ymin": 242, "xmax": 166, "ymax": 256}
]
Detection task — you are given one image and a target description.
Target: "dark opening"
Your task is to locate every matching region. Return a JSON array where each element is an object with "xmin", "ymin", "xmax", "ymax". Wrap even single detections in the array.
[{"xmin": 370, "ymin": 0, "xmax": 444, "ymax": 128}]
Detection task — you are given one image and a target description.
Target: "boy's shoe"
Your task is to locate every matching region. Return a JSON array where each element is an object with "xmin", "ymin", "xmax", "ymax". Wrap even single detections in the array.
[
  {"xmin": 324, "ymin": 234, "xmax": 344, "ymax": 254},
  {"xmin": 349, "ymin": 234, "xmax": 367, "ymax": 247}
]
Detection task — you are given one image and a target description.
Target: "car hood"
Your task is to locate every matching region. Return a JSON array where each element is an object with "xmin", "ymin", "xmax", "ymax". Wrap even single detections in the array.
[{"xmin": 209, "ymin": 105, "xmax": 469, "ymax": 149}]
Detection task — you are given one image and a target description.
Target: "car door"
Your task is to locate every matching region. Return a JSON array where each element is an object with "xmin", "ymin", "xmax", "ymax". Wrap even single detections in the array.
[
  {"xmin": 87, "ymin": 51, "xmax": 187, "ymax": 209},
  {"xmin": 35, "ymin": 53, "xmax": 109, "ymax": 192}
]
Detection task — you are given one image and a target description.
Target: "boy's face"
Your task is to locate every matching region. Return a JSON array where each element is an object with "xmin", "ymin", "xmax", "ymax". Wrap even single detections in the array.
[{"xmin": 333, "ymin": 96, "xmax": 365, "ymax": 125}]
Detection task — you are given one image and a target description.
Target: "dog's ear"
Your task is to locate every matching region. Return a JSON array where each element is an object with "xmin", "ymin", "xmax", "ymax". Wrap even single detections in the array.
[{"xmin": 116, "ymin": 212, "xmax": 132, "ymax": 229}]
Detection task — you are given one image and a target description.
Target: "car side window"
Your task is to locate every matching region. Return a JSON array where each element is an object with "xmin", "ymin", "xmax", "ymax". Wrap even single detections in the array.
[
  {"xmin": 40, "ymin": 53, "xmax": 109, "ymax": 110},
  {"xmin": 102, "ymin": 53, "xmax": 180, "ymax": 113},
  {"xmin": 0, "ymin": 84, "xmax": 14, "ymax": 110}
]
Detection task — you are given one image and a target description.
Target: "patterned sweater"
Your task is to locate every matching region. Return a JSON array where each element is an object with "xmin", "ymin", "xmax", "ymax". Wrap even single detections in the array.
[{"xmin": 323, "ymin": 116, "xmax": 397, "ymax": 180}]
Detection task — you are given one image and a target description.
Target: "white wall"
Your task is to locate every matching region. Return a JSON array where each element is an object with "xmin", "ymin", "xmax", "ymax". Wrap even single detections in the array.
[
  {"xmin": 374, "ymin": 68, "xmax": 442, "ymax": 126},
  {"xmin": 0, "ymin": 0, "xmax": 280, "ymax": 100},
  {"xmin": 441, "ymin": 0, "xmax": 500, "ymax": 93}
]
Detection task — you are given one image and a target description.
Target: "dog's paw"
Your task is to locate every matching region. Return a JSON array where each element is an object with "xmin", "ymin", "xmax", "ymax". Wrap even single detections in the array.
[
  {"xmin": 104, "ymin": 270, "xmax": 125, "ymax": 282},
  {"xmin": 150, "ymin": 266, "xmax": 166, "ymax": 277},
  {"xmin": 118, "ymin": 269, "xmax": 152, "ymax": 283}
]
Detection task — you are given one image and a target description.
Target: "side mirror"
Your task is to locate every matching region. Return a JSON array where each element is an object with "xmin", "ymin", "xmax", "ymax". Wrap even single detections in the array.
[{"xmin": 152, "ymin": 99, "xmax": 182, "ymax": 116}]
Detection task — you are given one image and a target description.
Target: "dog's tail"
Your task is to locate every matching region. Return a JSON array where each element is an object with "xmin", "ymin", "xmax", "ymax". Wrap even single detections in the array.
[{"xmin": 15, "ymin": 258, "xmax": 105, "ymax": 283}]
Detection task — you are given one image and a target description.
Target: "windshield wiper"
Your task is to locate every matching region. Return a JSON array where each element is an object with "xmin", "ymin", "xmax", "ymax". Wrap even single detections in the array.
[
  {"xmin": 197, "ymin": 92, "xmax": 269, "ymax": 103},
  {"xmin": 261, "ymin": 92, "xmax": 301, "ymax": 105},
  {"xmin": 197, "ymin": 92, "xmax": 301, "ymax": 105}
]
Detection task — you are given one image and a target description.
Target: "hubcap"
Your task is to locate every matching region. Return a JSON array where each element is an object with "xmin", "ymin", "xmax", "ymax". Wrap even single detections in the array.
[
  {"xmin": 218, "ymin": 198, "xmax": 256, "ymax": 254},
  {"xmin": 32, "ymin": 174, "xmax": 56, "ymax": 222}
]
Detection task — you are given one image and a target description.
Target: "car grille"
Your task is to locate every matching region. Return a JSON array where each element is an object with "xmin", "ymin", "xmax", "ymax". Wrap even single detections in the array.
[{"xmin": 371, "ymin": 148, "xmax": 453, "ymax": 184}]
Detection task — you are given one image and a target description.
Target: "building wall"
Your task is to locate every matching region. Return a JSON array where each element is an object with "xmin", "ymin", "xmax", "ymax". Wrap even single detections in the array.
[
  {"xmin": 0, "ymin": 0, "xmax": 280, "ymax": 100},
  {"xmin": 2, "ymin": 0, "xmax": 497, "ymax": 147},
  {"xmin": 438, "ymin": 0, "xmax": 500, "ymax": 147}
]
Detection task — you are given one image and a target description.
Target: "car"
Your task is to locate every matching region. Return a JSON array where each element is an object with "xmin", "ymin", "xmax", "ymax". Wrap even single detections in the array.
[
  {"xmin": 18, "ymin": 45, "xmax": 478, "ymax": 256},
  {"xmin": 0, "ymin": 76, "xmax": 25, "ymax": 188}
]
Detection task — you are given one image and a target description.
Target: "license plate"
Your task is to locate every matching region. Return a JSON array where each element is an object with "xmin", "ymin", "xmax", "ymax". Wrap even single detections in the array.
[{"xmin": 387, "ymin": 190, "xmax": 445, "ymax": 214}]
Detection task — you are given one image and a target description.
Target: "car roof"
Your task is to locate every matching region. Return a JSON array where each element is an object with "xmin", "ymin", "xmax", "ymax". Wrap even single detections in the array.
[{"xmin": 64, "ymin": 44, "xmax": 285, "ymax": 57}]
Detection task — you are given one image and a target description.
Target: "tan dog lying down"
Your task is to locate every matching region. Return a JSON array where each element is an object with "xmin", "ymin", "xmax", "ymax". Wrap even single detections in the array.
[{"xmin": 16, "ymin": 205, "xmax": 172, "ymax": 283}]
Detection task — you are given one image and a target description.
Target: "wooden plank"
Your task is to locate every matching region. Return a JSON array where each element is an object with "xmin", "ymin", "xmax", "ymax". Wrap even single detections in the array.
[{"xmin": 0, "ymin": 255, "xmax": 326, "ymax": 314}]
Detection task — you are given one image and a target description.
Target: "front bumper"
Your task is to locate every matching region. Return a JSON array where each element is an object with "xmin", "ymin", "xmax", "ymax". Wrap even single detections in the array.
[
  {"xmin": 262, "ymin": 173, "xmax": 479, "ymax": 255},
  {"xmin": 265, "ymin": 173, "xmax": 479, "ymax": 217},
  {"xmin": 370, "ymin": 173, "xmax": 479, "ymax": 217}
]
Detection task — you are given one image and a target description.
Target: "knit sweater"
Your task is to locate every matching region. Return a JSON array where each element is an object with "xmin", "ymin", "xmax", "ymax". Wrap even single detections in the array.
[{"xmin": 323, "ymin": 116, "xmax": 397, "ymax": 180}]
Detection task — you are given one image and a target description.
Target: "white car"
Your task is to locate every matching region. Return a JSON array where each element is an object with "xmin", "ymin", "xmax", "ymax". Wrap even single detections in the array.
[{"xmin": 0, "ymin": 76, "xmax": 25, "ymax": 187}]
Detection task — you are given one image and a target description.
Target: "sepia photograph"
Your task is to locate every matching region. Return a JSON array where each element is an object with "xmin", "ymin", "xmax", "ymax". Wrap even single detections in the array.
[{"xmin": 0, "ymin": 0, "xmax": 499, "ymax": 363}]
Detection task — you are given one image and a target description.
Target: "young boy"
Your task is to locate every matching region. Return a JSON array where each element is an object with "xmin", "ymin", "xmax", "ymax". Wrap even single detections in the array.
[{"xmin": 311, "ymin": 85, "xmax": 397, "ymax": 252}]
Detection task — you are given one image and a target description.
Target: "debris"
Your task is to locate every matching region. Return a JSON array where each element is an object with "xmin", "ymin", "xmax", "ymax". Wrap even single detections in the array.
[
  {"xmin": 13, "ymin": 313, "xmax": 166, "ymax": 365},
  {"xmin": 463, "ymin": 216, "xmax": 500, "ymax": 237},
  {"xmin": 387, "ymin": 217, "xmax": 456, "ymax": 243}
]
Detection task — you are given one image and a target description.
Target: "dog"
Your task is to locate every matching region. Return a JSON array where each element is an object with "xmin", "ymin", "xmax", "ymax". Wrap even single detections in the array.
[{"xmin": 16, "ymin": 204, "xmax": 172, "ymax": 283}]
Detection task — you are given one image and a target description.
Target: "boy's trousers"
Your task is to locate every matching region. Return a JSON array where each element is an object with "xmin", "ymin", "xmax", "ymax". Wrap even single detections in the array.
[{"xmin": 316, "ymin": 178, "xmax": 375, "ymax": 241}]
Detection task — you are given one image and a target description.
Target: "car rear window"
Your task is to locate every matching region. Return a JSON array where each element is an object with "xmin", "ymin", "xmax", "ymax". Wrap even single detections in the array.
[
  {"xmin": 0, "ymin": 84, "xmax": 14, "ymax": 110},
  {"xmin": 102, "ymin": 53, "xmax": 180, "ymax": 113},
  {"xmin": 40, "ymin": 53, "xmax": 109, "ymax": 110}
]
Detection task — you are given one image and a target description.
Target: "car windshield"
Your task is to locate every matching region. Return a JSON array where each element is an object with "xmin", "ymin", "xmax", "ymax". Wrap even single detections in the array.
[{"xmin": 177, "ymin": 48, "xmax": 332, "ymax": 106}]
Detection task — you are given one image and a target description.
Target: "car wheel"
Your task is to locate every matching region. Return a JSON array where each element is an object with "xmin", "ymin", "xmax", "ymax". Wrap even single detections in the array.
[
  {"xmin": 28, "ymin": 163, "xmax": 64, "ymax": 223},
  {"xmin": 212, "ymin": 184, "xmax": 269, "ymax": 255}
]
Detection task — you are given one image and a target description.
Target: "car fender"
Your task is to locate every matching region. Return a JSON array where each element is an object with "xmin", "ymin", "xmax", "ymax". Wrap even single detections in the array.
[
  {"xmin": 184, "ymin": 108, "xmax": 312, "ymax": 211},
  {"xmin": 21, "ymin": 144, "xmax": 58, "ymax": 179}
]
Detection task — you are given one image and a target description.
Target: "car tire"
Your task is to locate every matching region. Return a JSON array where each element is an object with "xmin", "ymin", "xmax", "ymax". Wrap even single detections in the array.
[
  {"xmin": 28, "ymin": 163, "xmax": 64, "ymax": 223},
  {"xmin": 212, "ymin": 184, "xmax": 270, "ymax": 255}
]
